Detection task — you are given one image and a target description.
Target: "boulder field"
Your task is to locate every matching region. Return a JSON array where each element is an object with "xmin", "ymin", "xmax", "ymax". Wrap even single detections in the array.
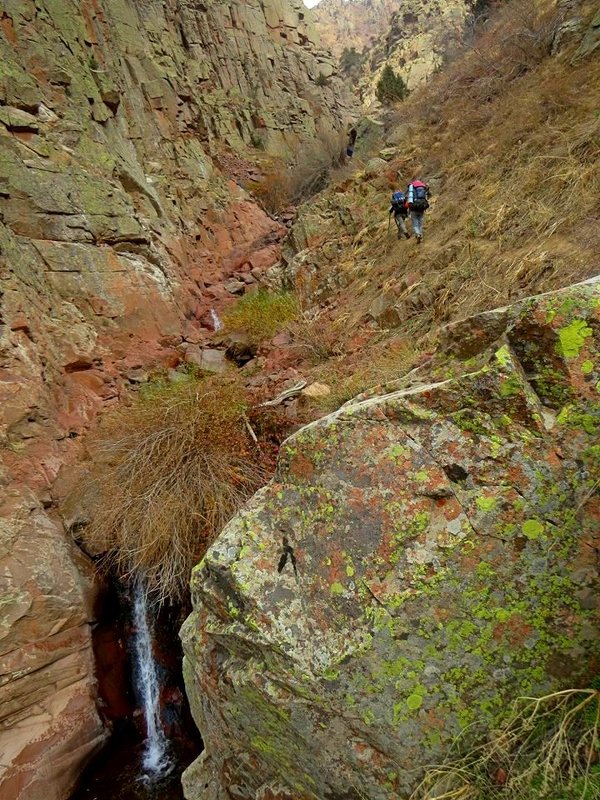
[{"xmin": 181, "ymin": 277, "xmax": 600, "ymax": 800}]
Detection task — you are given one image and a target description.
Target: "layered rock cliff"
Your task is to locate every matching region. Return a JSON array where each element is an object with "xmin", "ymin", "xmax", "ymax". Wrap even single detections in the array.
[
  {"xmin": 311, "ymin": 0, "xmax": 399, "ymax": 59},
  {"xmin": 0, "ymin": 2, "xmax": 349, "ymax": 798},
  {"xmin": 181, "ymin": 278, "xmax": 600, "ymax": 799},
  {"xmin": 360, "ymin": 0, "xmax": 476, "ymax": 101},
  {"xmin": 312, "ymin": 0, "xmax": 477, "ymax": 103}
]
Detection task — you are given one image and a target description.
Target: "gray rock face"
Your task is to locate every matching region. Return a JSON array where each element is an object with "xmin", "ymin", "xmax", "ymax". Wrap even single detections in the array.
[
  {"xmin": 574, "ymin": 7, "xmax": 600, "ymax": 59},
  {"xmin": 181, "ymin": 278, "xmax": 600, "ymax": 800},
  {"xmin": 364, "ymin": 156, "xmax": 389, "ymax": 176}
]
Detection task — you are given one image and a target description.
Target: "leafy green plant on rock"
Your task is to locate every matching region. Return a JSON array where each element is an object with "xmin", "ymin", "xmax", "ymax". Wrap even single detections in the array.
[{"xmin": 411, "ymin": 685, "xmax": 600, "ymax": 800}]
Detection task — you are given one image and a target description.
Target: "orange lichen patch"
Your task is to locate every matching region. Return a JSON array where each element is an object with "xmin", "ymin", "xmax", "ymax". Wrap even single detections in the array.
[
  {"xmin": 1, "ymin": 13, "xmax": 17, "ymax": 45},
  {"xmin": 325, "ymin": 548, "xmax": 346, "ymax": 585},
  {"xmin": 493, "ymin": 615, "xmax": 534, "ymax": 646},
  {"xmin": 288, "ymin": 453, "xmax": 315, "ymax": 481},
  {"xmin": 424, "ymin": 709, "xmax": 447, "ymax": 731}
]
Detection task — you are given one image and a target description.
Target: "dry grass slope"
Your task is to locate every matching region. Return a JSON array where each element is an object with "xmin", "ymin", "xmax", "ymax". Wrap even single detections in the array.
[{"xmin": 286, "ymin": 0, "xmax": 600, "ymax": 372}]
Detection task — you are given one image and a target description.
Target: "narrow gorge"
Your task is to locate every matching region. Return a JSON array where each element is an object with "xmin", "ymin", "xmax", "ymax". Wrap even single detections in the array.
[
  {"xmin": 0, "ymin": 0, "xmax": 347, "ymax": 796},
  {"xmin": 1, "ymin": 1, "xmax": 599, "ymax": 800}
]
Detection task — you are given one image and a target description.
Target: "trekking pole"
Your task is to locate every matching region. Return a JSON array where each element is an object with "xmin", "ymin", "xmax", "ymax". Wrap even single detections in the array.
[{"xmin": 387, "ymin": 214, "xmax": 391, "ymax": 234}]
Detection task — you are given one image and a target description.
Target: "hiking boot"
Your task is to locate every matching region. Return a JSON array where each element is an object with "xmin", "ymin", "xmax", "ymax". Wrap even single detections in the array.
[
  {"xmin": 416, "ymin": 234, "xmax": 422, "ymax": 244},
  {"xmin": 404, "ymin": 231, "xmax": 411, "ymax": 239}
]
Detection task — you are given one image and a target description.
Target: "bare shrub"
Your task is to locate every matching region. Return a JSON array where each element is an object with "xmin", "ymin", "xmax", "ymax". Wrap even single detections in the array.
[
  {"xmin": 287, "ymin": 129, "xmax": 348, "ymax": 205},
  {"xmin": 254, "ymin": 130, "xmax": 348, "ymax": 214},
  {"xmin": 77, "ymin": 374, "xmax": 270, "ymax": 603}
]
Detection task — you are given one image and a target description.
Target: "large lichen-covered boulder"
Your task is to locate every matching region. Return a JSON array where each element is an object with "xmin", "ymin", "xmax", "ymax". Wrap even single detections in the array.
[{"xmin": 181, "ymin": 278, "xmax": 600, "ymax": 800}]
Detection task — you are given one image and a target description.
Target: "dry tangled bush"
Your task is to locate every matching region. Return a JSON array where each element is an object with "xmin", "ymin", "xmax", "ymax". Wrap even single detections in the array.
[
  {"xmin": 411, "ymin": 686, "xmax": 600, "ymax": 800},
  {"xmin": 252, "ymin": 130, "xmax": 348, "ymax": 214},
  {"xmin": 78, "ymin": 374, "xmax": 269, "ymax": 603}
]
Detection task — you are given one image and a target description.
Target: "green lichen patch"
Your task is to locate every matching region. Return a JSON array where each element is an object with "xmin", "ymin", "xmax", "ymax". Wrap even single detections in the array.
[
  {"xmin": 521, "ymin": 519, "xmax": 545, "ymax": 539},
  {"xmin": 557, "ymin": 319, "xmax": 593, "ymax": 358}
]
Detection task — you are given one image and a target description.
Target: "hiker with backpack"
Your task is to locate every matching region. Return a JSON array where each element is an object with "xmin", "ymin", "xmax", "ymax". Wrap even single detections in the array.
[
  {"xmin": 346, "ymin": 127, "xmax": 358, "ymax": 158},
  {"xmin": 407, "ymin": 177, "xmax": 430, "ymax": 244},
  {"xmin": 389, "ymin": 189, "xmax": 410, "ymax": 239}
]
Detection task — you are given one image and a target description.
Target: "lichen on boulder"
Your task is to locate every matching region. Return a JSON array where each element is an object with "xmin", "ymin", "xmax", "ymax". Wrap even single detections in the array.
[{"xmin": 181, "ymin": 277, "xmax": 599, "ymax": 800}]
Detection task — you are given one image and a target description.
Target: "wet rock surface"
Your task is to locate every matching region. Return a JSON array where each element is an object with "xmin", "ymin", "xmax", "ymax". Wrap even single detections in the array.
[{"xmin": 181, "ymin": 278, "xmax": 600, "ymax": 800}]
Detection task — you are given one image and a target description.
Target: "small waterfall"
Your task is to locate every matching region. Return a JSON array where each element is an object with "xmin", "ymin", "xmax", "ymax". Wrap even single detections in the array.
[
  {"xmin": 210, "ymin": 308, "xmax": 223, "ymax": 331},
  {"xmin": 132, "ymin": 580, "xmax": 171, "ymax": 778}
]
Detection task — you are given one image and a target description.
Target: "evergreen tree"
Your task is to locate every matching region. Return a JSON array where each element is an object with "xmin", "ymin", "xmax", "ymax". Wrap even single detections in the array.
[
  {"xmin": 340, "ymin": 46, "xmax": 362, "ymax": 79},
  {"xmin": 376, "ymin": 64, "xmax": 408, "ymax": 104}
]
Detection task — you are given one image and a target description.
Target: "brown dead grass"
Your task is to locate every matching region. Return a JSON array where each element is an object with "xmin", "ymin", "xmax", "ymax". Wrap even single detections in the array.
[
  {"xmin": 77, "ymin": 373, "xmax": 270, "ymax": 603},
  {"xmin": 314, "ymin": 340, "xmax": 421, "ymax": 411},
  {"xmin": 286, "ymin": 0, "xmax": 600, "ymax": 365}
]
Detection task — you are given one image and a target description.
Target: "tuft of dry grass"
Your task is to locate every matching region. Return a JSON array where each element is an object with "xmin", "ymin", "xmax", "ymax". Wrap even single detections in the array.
[
  {"xmin": 309, "ymin": 336, "xmax": 421, "ymax": 411},
  {"xmin": 410, "ymin": 686, "xmax": 600, "ymax": 800},
  {"xmin": 288, "ymin": 310, "xmax": 348, "ymax": 364},
  {"xmin": 77, "ymin": 373, "xmax": 270, "ymax": 603}
]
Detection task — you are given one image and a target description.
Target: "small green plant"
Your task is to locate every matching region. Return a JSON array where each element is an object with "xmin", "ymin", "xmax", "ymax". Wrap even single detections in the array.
[
  {"xmin": 411, "ymin": 686, "xmax": 600, "ymax": 800},
  {"xmin": 222, "ymin": 290, "xmax": 299, "ymax": 345},
  {"xmin": 250, "ymin": 130, "xmax": 265, "ymax": 149},
  {"xmin": 340, "ymin": 46, "xmax": 364, "ymax": 80},
  {"xmin": 315, "ymin": 73, "xmax": 330, "ymax": 87},
  {"xmin": 376, "ymin": 63, "xmax": 408, "ymax": 104}
]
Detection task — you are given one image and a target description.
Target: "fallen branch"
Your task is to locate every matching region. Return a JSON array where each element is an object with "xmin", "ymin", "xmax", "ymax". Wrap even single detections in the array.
[{"xmin": 259, "ymin": 380, "xmax": 307, "ymax": 407}]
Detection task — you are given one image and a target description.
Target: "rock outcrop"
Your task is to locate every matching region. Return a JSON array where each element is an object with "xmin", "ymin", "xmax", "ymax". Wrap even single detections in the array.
[
  {"xmin": 360, "ymin": 0, "xmax": 476, "ymax": 102},
  {"xmin": 312, "ymin": 0, "xmax": 477, "ymax": 102},
  {"xmin": 0, "ymin": 1, "xmax": 349, "ymax": 797},
  {"xmin": 181, "ymin": 277, "xmax": 599, "ymax": 799},
  {"xmin": 312, "ymin": 0, "xmax": 399, "ymax": 59}
]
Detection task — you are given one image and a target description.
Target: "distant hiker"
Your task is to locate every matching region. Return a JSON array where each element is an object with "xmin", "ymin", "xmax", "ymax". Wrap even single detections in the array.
[
  {"xmin": 346, "ymin": 127, "xmax": 357, "ymax": 158},
  {"xmin": 407, "ymin": 177, "xmax": 430, "ymax": 244},
  {"xmin": 389, "ymin": 189, "xmax": 410, "ymax": 239}
]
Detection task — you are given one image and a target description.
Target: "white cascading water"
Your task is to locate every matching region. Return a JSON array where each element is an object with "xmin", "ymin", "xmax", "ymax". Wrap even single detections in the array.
[
  {"xmin": 210, "ymin": 308, "xmax": 223, "ymax": 331},
  {"xmin": 132, "ymin": 580, "xmax": 171, "ymax": 778}
]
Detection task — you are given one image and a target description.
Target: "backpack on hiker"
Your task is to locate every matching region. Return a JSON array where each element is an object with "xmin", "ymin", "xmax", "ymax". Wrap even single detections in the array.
[
  {"xmin": 390, "ymin": 190, "xmax": 408, "ymax": 217},
  {"xmin": 409, "ymin": 184, "xmax": 429, "ymax": 212}
]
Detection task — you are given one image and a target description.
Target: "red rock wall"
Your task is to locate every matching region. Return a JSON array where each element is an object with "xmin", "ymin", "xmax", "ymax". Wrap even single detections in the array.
[{"xmin": 0, "ymin": 1, "xmax": 347, "ymax": 797}]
